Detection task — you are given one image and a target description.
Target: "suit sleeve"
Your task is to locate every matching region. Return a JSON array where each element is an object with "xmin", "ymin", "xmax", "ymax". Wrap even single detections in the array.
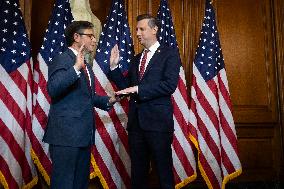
[
  {"xmin": 108, "ymin": 55, "xmax": 137, "ymax": 90},
  {"xmin": 108, "ymin": 67, "xmax": 129, "ymax": 90},
  {"xmin": 92, "ymin": 94, "xmax": 111, "ymax": 111},
  {"xmin": 138, "ymin": 49, "xmax": 181, "ymax": 101},
  {"xmin": 47, "ymin": 56, "xmax": 79, "ymax": 99}
]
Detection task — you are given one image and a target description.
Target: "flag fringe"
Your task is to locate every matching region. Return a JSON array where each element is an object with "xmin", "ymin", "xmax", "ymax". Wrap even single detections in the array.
[
  {"xmin": 175, "ymin": 173, "xmax": 197, "ymax": 189},
  {"xmin": 90, "ymin": 154, "xmax": 109, "ymax": 189},
  {"xmin": 222, "ymin": 168, "xmax": 242, "ymax": 189},
  {"xmin": 0, "ymin": 171, "xmax": 8, "ymax": 189},
  {"xmin": 0, "ymin": 170, "xmax": 38, "ymax": 189},
  {"xmin": 189, "ymin": 134, "xmax": 241, "ymax": 189},
  {"xmin": 22, "ymin": 176, "xmax": 38, "ymax": 189},
  {"xmin": 30, "ymin": 149, "xmax": 50, "ymax": 185},
  {"xmin": 189, "ymin": 134, "xmax": 214, "ymax": 189}
]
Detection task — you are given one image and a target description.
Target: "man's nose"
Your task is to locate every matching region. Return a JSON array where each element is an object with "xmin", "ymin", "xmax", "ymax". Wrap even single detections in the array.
[
  {"xmin": 92, "ymin": 36, "xmax": 96, "ymax": 43},
  {"xmin": 136, "ymin": 29, "xmax": 141, "ymax": 36}
]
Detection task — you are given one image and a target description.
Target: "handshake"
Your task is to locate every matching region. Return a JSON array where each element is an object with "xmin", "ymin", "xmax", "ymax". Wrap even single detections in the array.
[{"xmin": 108, "ymin": 86, "xmax": 138, "ymax": 105}]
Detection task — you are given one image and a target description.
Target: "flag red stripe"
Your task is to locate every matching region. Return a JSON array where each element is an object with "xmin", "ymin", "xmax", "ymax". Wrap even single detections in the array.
[
  {"xmin": 172, "ymin": 99, "xmax": 189, "ymax": 137},
  {"xmin": 194, "ymin": 106, "xmax": 221, "ymax": 167},
  {"xmin": 217, "ymin": 73, "xmax": 233, "ymax": 109},
  {"xmin": 172, "ymin": 135, "xmax": 193, "ymax": 175},
  {"xmin": 37, "ymin": 71, "xmax": 51, "ymax": 104},
  {"xmin": 9, "ymin": 69, "xmax": 29, "ymax": 99},
  {"xmin": 173, "ymin": 166, "xmax": 181, "ymax": 183},
  {"xmin": 177, "ymin": 78, "xmax": 189, "ymax": 103},
  {"xmin": 220, "ymin": 146, "xmax": 235, "ymax": 175},
  {"xmin": 218, "ymin": 78, "xmax": 238, "ymax": 153},
  {"xmin": 188, "ymin": 99, "xmax": 198, "ymax": 138},
  {"xmin": 26, "ymin": 124, "xmax": 52, "ymax": 176},
  {"xmin": 95, "ymin": 77, "xmax": 129, "ymax": 151},
  {"xmin": 199, "ymin": 78, "xmax": 221, "ymax": 131},
  {"xmin": 199, "ymin": 152, "xmax": 220, "ymax": 188},
  {"xmin": 0, "ymin": 120, "xmax": 33, "ymax": 184},
  {"xmin": 0, "ymin": 155, "xmax": 19, "ymax": 189},
  {"xmin": 171, "ymin": 99, "xmax": 195, "ymax": 176},
  {"xmin": 193, "ymin": 83, "xmax": 222, "ymax": 164},
  {"xmin": 219, "ymin": 111, "xmax": 238, "ymax": 153},
  {"xmin": 95, "ymin": 116, "xmax": 130, "ymax": 187},
  {"xmin": 0, "ymin": 82, "xmax": 25, "ymax": 130},
  {"xmin": 33, "ymin": 101, "xmax": 48, "ymax": 129},
  {"xmin": 92, "ymin": 147, "xmax": 116, "ymax": 189}
]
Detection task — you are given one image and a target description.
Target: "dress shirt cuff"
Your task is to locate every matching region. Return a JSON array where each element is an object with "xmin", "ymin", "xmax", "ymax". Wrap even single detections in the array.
[
  {"xmin": 73, "ymin": 66, "xmax": 81, "ymax": 77},
  {"xmin": 110, "ymin": 65, "xmax": 118, "ymax": 71}
]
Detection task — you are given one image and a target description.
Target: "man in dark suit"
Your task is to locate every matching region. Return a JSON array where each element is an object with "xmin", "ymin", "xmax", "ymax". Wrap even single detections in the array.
[
  {"xmin": 109, "ymin": 14, "xmax": 181, "ymax": 189},
  {"xmin": 43, "ymin": 21, "xmax": 117, "ymax": 189}
]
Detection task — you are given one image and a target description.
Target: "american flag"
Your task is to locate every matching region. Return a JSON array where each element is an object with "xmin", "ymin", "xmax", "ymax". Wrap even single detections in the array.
[
  {"xmin": 92, "ymin": 0, "xmax": 134, "ymax": 188},
  {"xmin": 188, "ymin": 1, "xmax": 242, "ymax": 188},
  {"xmin": 156, "ymin": 0, "xmax": 197, "ymax": 188},
  {"xmin": 31, "ymin": 0, "xmax": 73, "ymax": 184},
  {"xmin": 0, "ymin": 0, "xmax": 37, "ymax": 188}
]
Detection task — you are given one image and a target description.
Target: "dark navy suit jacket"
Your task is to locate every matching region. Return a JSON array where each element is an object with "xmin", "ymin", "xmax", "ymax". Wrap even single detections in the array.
[
  {"xmin": 109, "ymin": 45, "xmax": 181, "ymax": 132},
  {"xmin": 43, "ymin": 48, "xmax": 110, "ymax": 147}
]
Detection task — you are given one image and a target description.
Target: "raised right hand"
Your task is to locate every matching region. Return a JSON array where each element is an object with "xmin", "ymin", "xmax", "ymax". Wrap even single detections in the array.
[
  {"xmin": 110, "ymin": 44, "xmax": 120, "ymax": 70},
  {"xmin": 74, "ymin": 44, "xmax": 85, "ymax": 71}
]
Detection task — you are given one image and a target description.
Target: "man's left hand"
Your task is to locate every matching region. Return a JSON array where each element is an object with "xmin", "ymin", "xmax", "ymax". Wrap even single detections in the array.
[{"xmin": 115, "ymin": 86, "xmax": 138, "ymax": 95}]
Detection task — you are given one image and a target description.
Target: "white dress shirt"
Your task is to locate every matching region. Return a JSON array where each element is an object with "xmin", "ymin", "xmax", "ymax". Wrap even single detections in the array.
[{"xmin": 139, "ymin": 41, "xmax": 160, "ymax": 72}]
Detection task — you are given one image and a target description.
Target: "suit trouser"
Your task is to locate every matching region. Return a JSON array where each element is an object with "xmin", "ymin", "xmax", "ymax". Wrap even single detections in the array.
[
  {"xmin": 128, "ymin": 124, "xmax": 174, "ymax": 189},
  {"xmin": 49, "ymin": 144, "xmax": 91, "ymax": 189}
]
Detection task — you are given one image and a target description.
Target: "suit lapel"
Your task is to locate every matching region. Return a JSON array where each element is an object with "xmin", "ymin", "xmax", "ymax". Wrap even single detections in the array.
[
  {"xmin": 67, "ymin": 49, "xmax": 93, "ymax": 95},
  {"xmin": 135, "ymin": 53, "xmax": 142, "ymax": 82},
  {"xmin": 84, "ymin": 63, "xmax": 94, "ymax": 96},
  {"xmin": 86, "ymin": 63, "xmax": 94, "ymax": 89}
]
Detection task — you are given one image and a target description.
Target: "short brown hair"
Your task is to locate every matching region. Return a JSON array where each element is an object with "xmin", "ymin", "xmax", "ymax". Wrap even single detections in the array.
[
  {"xmin": 64, "ymin": 21, "xmax": 94, "ymax": 46},
  {"xmin": 136, "ymin": 14, "xmax": 161, "ymax": 30}
]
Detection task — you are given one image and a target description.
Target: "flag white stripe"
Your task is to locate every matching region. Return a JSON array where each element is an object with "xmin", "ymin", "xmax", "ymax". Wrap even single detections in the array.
[
  {"xmin": 194, "ymin": 64, "xmax": 218, "ymax": 112},
  {"xmin": 0, "ymin": 100, "xmax": 25, "ymax": 149},
  {"xmin": 171, "ymin": 145, "xmax": 187, "ymax": 179},
  {"xmin": 220, "ymin": 127, "xmax": 241, "ymax": 169},
  {"xmin": 36, "ymin": 88, "xmax": 50, "ymax": 116},
  {"xmin": 191, "ymin": 87, "xmax": 221, "ymax": 149},
  {"xmin": 95, "ymin": 108, "xmax": 130, "ymax": 175},
  {"xmin": 24, "ymin": 131, "xmax": 37, "ymax": 181},
  {"xmin": 95, "ymin": 130, "xmax": 126, "ymax": 189},
  {"xmin": 173, "ymin": 117, "xmax": 195, "ymax": 164},
  {"xmin": 172, "ymin": 88, "xmax": 189, "ymax": 118},
  {"xmin": 198, "ymin": 132, "xmax": 222, "ymax": 187},
  {"xmin": 0, "ymin": 65, "xmax": 26, "ymax": 113},
  {"xmin": 219, "ymin": 69, "xmax": 230, "ymax": 93},
  {"xmin": 0, "ymin": 136, "xmax": 22, "ymax": 186},
  {"xmin": 32, "ymin": 117, "xmax": 50, "ymax": 156},
  {"xmin": 38, "ymin": 54, "xmax": 48, "ymax": 81}
]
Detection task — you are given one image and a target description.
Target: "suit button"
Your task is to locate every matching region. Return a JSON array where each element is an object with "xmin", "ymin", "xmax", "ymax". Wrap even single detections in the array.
[{"xmin": 134, "ymin": 100, "xmax": 137, "ymax": 103}]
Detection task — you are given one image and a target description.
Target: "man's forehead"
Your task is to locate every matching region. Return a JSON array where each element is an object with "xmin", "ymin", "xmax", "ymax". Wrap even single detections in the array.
[
  {"xmin": 81, "ymin": 28, "xmax": 94, "ymax": 33},
  {"xmin": 137, "ymin": 19, "xmax": 149, "ymax": 26}
]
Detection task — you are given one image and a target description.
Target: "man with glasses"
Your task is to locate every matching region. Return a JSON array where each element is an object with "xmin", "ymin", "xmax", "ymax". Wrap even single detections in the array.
[{"xmin": 43, "ymin": 21, "xmax": 118, "ymax": 189}]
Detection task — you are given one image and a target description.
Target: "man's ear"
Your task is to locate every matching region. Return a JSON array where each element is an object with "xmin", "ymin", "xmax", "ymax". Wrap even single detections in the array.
[
  {"xmin": 153, "ymin": 26, "xmax": 158, "ymax": 35},
  {"xmin": 73, "ymin": 33, "xmax": 80, "ymax": 42}
]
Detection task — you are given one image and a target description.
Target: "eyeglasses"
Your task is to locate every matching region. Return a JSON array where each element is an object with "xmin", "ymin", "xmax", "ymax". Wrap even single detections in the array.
[{"xmin": 77, "ymin": 33, "xmax": 95, "ymax": 40}]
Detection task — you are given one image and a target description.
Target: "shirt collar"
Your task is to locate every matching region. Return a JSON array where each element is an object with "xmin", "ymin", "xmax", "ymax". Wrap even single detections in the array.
[
  {"xmin": 68, "ymin": 47, "xmax": 78, "ymax": 56},
  {"xmin": 145, "ymin": 41, "xmax": 160, "ymax": 53}
]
